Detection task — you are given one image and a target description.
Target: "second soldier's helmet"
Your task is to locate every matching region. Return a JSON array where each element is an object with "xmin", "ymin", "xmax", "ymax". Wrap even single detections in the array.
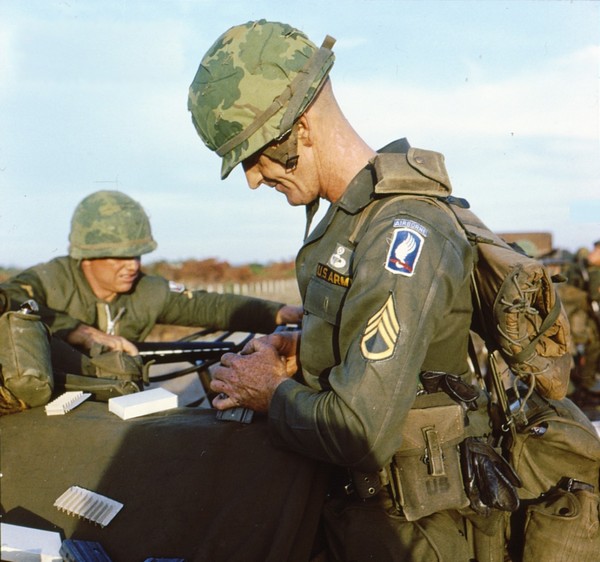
[
  {"xmin": 187, "ymin": 20, "xmax": 335, "ymax": 179},
  {"xmin": 69, "ymin": 190, "xmax": 157, "ymax": 259}
]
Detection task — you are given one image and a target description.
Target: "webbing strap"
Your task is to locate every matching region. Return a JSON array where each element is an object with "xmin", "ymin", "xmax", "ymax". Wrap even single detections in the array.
[{"xmin": 510, "ymin": 294, "xmax": 562, "ymax": 363}]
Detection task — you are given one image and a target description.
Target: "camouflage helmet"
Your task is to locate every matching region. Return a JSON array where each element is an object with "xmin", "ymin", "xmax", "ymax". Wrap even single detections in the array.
[
  {"xmin": 188, "ymin": 20, "xmax": 335, "ymax": 179},
  {"xmin": 69, "ymin": 190, "xmax": 157, "ymax": 259}
]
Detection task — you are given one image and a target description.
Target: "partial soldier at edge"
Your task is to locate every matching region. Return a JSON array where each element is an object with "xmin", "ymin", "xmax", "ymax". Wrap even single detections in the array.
[{"xmin": 0, "ymin": 190, "xmax": 301, "ymax": 407}]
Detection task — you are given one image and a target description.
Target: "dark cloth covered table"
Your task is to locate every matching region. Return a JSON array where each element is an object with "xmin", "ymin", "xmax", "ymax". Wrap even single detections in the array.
[{"xmin": 0, "ymin": 402, "xmax": 328, "ymax": 561}]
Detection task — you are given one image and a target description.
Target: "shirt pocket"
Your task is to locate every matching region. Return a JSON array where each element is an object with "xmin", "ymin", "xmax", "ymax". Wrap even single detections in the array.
[{"xmin": 304, "ymin": 275, "xmax": 348, "ymax": 326}]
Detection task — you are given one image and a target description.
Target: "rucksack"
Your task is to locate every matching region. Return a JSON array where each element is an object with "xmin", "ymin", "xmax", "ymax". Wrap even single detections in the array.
[{"xmin": 369, "ymin": 150, "xmax": 571, "ymax": 401}]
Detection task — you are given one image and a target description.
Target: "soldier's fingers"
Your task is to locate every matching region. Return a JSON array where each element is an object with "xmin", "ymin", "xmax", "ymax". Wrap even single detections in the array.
[
  {"xmin": 219, "ymin": 352, "xmax": 238, "ymax": 366},
  {"xmin": 211, "ymin": 392, "xmax": 239, "ymax": 410}
]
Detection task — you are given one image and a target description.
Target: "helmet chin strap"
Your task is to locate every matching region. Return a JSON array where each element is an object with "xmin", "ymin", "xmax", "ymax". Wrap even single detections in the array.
[
  {"xmin": 261, "ymin": 123, "xmax": 299, "ymax": 172},
  {"xmin": 304, "ymin": 197, "xmax": 320, "ymax": 240}
]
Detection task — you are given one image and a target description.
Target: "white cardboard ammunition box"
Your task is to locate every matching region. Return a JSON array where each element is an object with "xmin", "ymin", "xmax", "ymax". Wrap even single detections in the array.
[{"xmin": 108, "ymin": 388, "xmax": 178, "ymax": 420}]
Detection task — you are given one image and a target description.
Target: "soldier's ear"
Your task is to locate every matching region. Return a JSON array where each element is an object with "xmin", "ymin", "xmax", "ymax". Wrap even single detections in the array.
[{"xmin": 296, "ymin": 115, "xmax": 313, "ymax": 147}]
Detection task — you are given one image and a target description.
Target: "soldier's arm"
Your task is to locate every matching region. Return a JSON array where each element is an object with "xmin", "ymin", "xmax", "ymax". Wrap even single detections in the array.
[
  {"xmin": 157, "ymin": 288, "xmax": 294, "ymax": 334},
  {"xmin": 66, "ymin": 324, "xmax": 139, "ymax": 355},
  {"xmin": 0, "ymin": 268, "xmax": 82, "ymax": 336}
]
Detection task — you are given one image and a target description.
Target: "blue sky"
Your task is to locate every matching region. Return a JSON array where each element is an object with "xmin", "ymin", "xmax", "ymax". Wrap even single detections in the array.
[{"xmin": 0, "ymin": 0, "xmax": 598, "ymax": 268}]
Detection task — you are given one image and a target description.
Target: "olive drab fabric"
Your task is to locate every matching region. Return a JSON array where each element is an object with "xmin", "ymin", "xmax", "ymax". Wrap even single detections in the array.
[
  {"xmin": 266, "ymin": 139, "xmax": 481, "ymax": 560},
  {"xmin": 269, "ymin": 139, "xmax": 474, "ymax": 471},
  {"xmin": 69, "ymin": 190, "xmax": 157, "ymax": 259},
  {"xmin": 1, "ymin": 402, "xmax": 329, "ymax": 561},
  {"xmin": 188, "ymin": 20, "xmax": 335, "ymax": 178},
  {"xmin": 0, "ymin": 307, "xmax": 53, "ymax": 408}
]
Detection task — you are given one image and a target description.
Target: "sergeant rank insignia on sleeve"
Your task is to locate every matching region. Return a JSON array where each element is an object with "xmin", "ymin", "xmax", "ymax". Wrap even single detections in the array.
[
  {"xmin": 361, "ymin": 294, "xmax": 399, "ymax": 361},
  {"xmin": 385, "ymin": 227, "xmax": 424, "ymax": 276}
]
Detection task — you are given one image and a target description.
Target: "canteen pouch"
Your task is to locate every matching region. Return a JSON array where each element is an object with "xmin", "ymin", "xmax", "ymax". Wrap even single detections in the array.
[
  {"xmin": 388, "ymin": 393, "xmax": 469, "ymax": 521},
  {"xmin": 506, "ymin": 393, "xmax": 600, "ymax": 561},
  {"xmin": 508, "ymin": 393, "xmax": 600, "ymax": 500},
  {"xmin": 520, "ymin": 486, "xmax": 600, "ymax": 562},
  {"xmin": 0, "ymin": 308, "xmax": 53, "ymax": 408}
]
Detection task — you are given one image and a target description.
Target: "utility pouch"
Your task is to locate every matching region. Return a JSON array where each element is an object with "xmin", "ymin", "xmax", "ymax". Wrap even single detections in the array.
[
  {"xmin": 520, "ymin": 485, "xmax": 600, "ymax": 562},
  {"xmin": 56, "ymin": 372, "xmax": 141, "ymax": 402},
  {"xmin": 0, "ymin": 303, "xmax": 53, "ymax": 408},
  {"xmin": 89, "ymin": 344, "xmax": 146, "ymax": 383},
  {"xmin": 388, "ymin": 393, "xmax": 469, "ymax": 520},
  {"xmin": 52, "ymin": 346, "xmax": 144, "ymax": 402}
]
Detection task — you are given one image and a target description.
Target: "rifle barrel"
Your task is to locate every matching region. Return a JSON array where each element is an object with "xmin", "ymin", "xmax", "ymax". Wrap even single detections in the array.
[{"xmin": 136, "ymin": 340, "xmax": 238, "ymax": 363}]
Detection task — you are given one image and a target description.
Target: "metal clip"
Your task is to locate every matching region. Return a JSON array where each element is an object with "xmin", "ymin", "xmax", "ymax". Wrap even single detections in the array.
[{"xmin": 19, "ymin": 299, "xmax": 39, "ymax": 314}]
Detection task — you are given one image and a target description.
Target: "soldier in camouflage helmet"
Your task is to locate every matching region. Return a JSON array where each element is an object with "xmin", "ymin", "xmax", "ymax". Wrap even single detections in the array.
[
  {"xmin": 188, "ymin": 19, "xmax": 335, "ymax": 181},
  {"xmin": 1, "ymin": 190, "xmax": 301, "ymax": 385},
  {"xmin": 188, "ymin": 20, "xmax": 505, "ymax": 561}
]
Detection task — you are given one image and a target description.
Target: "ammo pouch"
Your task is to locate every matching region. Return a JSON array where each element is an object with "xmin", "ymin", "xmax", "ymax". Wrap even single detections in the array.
[
  {"xmin": 387, "ymin": 393, "xmax": 469, "ymax": 521},
  {"xmin": 0, "ymin": 305, "xmax": 53, "ymax": 408},
  {"xmin": 57, "ymin": 373, "xmax": 141, "ymax": 402},
  {"xmin": 53, "ymin": 343, "xmax": 144, "ymax": 402},
  {"xmin": 88, "ymin": 345, "xmax": 146, "ymax": 383}
]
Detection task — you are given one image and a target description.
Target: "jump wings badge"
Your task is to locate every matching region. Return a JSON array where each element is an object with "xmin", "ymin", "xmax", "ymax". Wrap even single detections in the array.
[
  {"xmin": 385, "ymin": 227, "xmax": 424, "ymax": 276},
  {"xmin": 360, "ymin": 294, "xmax": 400, "ymax": 361}
]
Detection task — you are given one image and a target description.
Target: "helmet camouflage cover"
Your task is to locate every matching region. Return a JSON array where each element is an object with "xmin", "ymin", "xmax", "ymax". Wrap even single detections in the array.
[
  {"xmin": 69, "ymin": 190, "xmax": 157, "ymax": 259},
  {"xmin": 188, "ymin": 20, "xmax": 335, "ymax": 179}
]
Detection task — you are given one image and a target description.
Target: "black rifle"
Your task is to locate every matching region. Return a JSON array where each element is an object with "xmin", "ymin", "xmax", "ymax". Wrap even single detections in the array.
[{"xmin": 135, "ymin": 340, "xmax": 239, "ymax": 365}]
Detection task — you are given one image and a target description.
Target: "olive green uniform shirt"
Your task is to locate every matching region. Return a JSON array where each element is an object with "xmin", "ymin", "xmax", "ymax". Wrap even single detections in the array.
[
  {"xmin": 1, "ymin": 256, "xmax": 284, "ymax": 341},
  {"xmin": 269, "ymin": 141, "xmax": 474, "ymax": 473}
]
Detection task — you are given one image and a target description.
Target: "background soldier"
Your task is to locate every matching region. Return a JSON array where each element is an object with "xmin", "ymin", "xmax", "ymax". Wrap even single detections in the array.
[
  {"xmin": 1, "ymin": 190, "xmax": 301, "ymax": 387},
  {"xmin": 188, "ymin": 20, "xmax": 503, "ymax": 561},
  {"xmin": 542, "ymin": 243, "xmax": 600, "ymax": 404}
]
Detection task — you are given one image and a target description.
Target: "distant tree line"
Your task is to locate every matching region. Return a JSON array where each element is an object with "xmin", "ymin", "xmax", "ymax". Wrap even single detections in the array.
[{"xmin": 0, "ymin": 259, "xmax": 296, "ymax": 285}]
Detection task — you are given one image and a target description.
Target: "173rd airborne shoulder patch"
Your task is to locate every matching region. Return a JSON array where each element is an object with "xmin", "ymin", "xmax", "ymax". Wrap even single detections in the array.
[{"xmin": 385, "ymin": 224, "xmax": 425, "ymax": 277}]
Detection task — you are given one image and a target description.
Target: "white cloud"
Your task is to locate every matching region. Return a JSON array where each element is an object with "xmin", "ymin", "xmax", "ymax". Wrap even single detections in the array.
[{"xmin": 337, "ymin": 45, "xmax": 599, "ymax": 144}]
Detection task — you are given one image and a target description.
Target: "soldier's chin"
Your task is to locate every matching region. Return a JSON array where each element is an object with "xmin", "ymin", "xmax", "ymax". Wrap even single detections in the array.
[
  {"xmin": 116, "ymin": 280, "xmax": 135, "ymax": 293},
  {"xmin": 284, "ymin": 193, "xmax": 307, "ymax": 207}
]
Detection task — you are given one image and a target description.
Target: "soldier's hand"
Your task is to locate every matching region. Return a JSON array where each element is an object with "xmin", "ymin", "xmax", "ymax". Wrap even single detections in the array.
[
  {"xmin": 275, "ymin": 305, "xmax": 303, "ymax": 325},
  {"xmin": 210, "ymin": 339, "xmax": 290, "ymax": 412},
  {"xmin": 241, "ymin": 330, "xmax": 300, "ymax": 376},
  {"xmin": 66, "ymin": 324, "xmax": 139, "ymax": 356}
]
